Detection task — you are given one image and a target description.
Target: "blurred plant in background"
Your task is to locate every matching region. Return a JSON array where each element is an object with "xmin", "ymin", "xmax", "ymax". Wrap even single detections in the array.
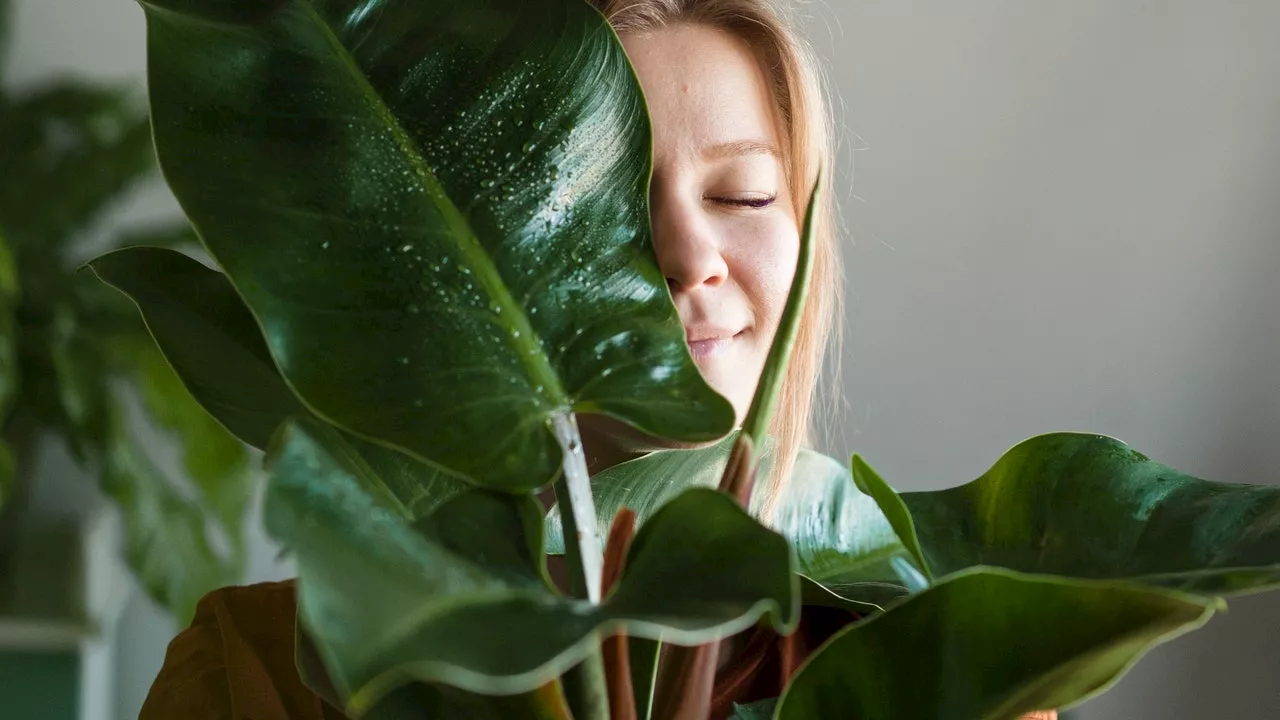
[{"xmin": 0, "ymin": 0, "xmax": 251, "ymax": 622}]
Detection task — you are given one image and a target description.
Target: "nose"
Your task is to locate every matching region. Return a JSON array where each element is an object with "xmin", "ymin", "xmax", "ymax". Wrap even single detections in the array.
[{"xmin": 651, "ymin": 195, "xmax": 729, "ymax": 293}]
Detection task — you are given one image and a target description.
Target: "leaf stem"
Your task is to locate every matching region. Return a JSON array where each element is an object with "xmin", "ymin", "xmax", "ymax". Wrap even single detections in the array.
[
  {"xmin": 551, "ymin": 412, "xmax": 603, "ymax": 602},
  {"xmin": 739, "ymin": 175, "xmax": 821, "ymax": 447},
  {"xmin": 563, "ymin": 645, "xmax": 612, "ymax": 720}
]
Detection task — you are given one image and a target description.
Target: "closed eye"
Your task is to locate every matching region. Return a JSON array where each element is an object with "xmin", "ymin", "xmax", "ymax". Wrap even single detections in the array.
[{"xmin": 707, "ymin": 194, "xmax": 777, "ymax": 209}]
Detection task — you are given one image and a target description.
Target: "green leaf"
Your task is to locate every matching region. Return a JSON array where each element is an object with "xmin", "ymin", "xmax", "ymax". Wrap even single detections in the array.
[
  {"xmin": 0, "ymin": 224, "xmax": 19, "ymax": 301},
  {"xmin": 125, "ymin": 336, "xmax": 253, "ymax": 538},
  {"xmin": 0, "ymin": 229, "xmax": 19, "ymax": 431},
  {"xmin": 547, "ymin": 438, "xmax": 913, "ymax": 609},
  {"xmin": 0, "ymin": 82, "xmax": 155, "ymax": 252},
  {"xmin": 114, "ymin": 219, "xmax": 200, "ymax": 251},
  {"xmin": 628, "ymin": 637, "xmax": 660, "ymax": 720},
  {"xmin": 266, "ymin": 418, "xmax": 795, "ymax": 710},
  {"xmin": 101, "ymin": 407, "xmax": 239, "ymax": 623},
  {"xmin": 47, "ymin": 302, "xmax": 110, "ymax": 462},
  {"xmin": 87, "ymin": 246, "xmax": 470, "ymax": 519},
  {"xmin": 0, "ymin": 439, "xmax": 14, "ymax": 513},
  {"xmin": 740, "ymin": 176, "xmax": 818, "ymax": 448},
  {"xmin": 87, "ymin": 246, "xmax": 304, "ymax": 450},
  {"xmin": 851, "ymin": 454, "xmax": 930, "ymax": 581},
  {"xmin": 777, "ymin": 567, "xmax": 1220, "ymax": 720},
  {"xmin": 140, "ymin": 0, "xmax": 734, "ymax": 491},
  {"xmin": 298, "ymin": 622, "xmax": 574, "ymax": 720},
  {"xmin": 898, "ymin": 433, "xmax": 1280, "ymax": 595},
  {"xmin": 0, "ymin": 0, "xmax": 11, "ymax": 78},
  {"xmin": 730, "ymin": 698, "xmax": 777, "ymax": 720}
]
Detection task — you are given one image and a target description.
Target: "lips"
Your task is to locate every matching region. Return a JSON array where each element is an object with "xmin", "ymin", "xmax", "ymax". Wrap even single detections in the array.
[{"xmin": 686, "ymin": 327, "xmax": 743, "ymax": 360}]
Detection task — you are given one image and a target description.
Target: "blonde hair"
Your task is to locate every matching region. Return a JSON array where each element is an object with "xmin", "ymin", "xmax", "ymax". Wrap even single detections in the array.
[{"xmin": 590, "ymin": 0, "xmax": 843, "ymax": 518}]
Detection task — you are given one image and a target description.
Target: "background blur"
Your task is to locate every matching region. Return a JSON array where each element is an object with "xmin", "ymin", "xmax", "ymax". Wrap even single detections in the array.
[{"xmin": 5, "ymin": 0, "xmax": 1278, "ymax": 718}]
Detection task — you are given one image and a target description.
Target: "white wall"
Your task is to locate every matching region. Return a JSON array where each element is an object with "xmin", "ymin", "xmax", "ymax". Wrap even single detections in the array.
[{"xmin": 8, "ymin": 0, "xmax": 1279, "ymax": 717}]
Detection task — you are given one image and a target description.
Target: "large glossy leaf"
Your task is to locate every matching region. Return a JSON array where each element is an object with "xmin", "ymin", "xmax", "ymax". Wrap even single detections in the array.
[
  {"xmin": 297, "ymin": 620, "xmax": 574, "ymax": 720},
  {"xmin": 88, "ymin": 246, "xmax": 470, "ymax": 519},
  {"xmin": 266, "ymin": 418, "xmax": 795, "ymax": 710},
  {"xmin": 546, "ymin": 438, "xmax": 914, "ymax": 608},
  {"xmin": 140, "ymin": 0, "xmax": 734, "ymax": 491},
  {"xmin": 777, "ymin": 567, "xmax": 1220, "ymax": 720},
  {"xmin": 860, "ymin": 433, "xmax": 1280, "ymax": 595}
]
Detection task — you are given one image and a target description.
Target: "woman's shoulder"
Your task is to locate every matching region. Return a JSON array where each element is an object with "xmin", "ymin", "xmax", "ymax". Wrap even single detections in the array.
[{"xmin": 140, "ymin": 579, "xmax": 342, "ymax": 720}]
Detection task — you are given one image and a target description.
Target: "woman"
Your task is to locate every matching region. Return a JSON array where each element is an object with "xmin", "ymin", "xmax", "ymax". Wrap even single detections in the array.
[{"xmin": 141, "ymin": 1, "xmax": 1055, "ymax": 718}]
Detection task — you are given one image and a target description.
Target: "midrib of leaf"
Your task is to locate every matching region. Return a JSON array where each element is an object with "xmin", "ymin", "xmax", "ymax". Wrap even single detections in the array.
[{"xmin": 302, "ymin": 2, "xmax": 567, "ymax": 409}]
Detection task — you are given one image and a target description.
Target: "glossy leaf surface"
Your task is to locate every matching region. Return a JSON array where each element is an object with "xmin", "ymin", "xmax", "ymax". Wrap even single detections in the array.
[
  {"xmin": 89, "ymin": 246, "xmax": 471, "ymax": 519},
  {"xmin": 141, "ymin": 0, "xmax": 733, "ymax": 490},
  {"xmin": 546, "ymin": 438, "xmax": 913, "ymax": 608},
  {"xmin": 870, "ymin": 433, "xmax": 1280, "ymax": 595},
  {"xmin": 777, "ymin": 568, "xmax": 1219, "ymax": 720},
  {"xmin": 88, "ymin": 247, "xmax": 306, "ymax": 450},
  {"xmin": 266, "ymin": 418, "xmax": 796, "ymax": 709}
]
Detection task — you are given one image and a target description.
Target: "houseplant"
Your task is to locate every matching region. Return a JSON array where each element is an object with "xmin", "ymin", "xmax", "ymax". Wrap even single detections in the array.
[
  {"xmin": 0, "ymin": 0, "xmax": 251, "ymax": 622},
  {"xmin": 86, "ymin": 0, "xmax": 1280, "ymax": 717}
]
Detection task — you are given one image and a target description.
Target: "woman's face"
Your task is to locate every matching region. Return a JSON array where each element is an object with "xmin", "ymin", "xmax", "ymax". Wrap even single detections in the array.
[{"xmin": 621, "ymin": 23, "xmax": 800, "ymax": 422}]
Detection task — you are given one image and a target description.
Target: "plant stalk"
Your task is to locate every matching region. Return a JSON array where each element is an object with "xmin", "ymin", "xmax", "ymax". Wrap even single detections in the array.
[
  {"xmin": 552, "ymin": 412, "xmax": 609, "ymax": 719},
  {"xmin": 562, "ymin": 645, "xmax": 612, "ymax": 720},
  {"xmin": 739, "ymin": 174, "xmax": 821, "ymax": 450},
  {"xmin": 551, "ymin": 412, "xmax": 603, "ymax": 603},
  {"xmin": 601, "ymin": 509, "xmax": 639, "ymax": 720}
]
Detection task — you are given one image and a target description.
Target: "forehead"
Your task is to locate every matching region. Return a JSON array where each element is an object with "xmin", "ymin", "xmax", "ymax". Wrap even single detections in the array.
[{"xmin": 620, "ymin": 24, "xmax": 783, "ymax": 160}]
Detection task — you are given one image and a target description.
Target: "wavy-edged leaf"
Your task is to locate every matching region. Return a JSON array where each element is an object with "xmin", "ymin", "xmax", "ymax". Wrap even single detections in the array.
[
  {"xmin": 266, "ymin": 418, "xmax": 795, "ymax": 710},
  {"xmin": 140, "ymin": 0, "xmax": 734, "ymax": 491},
  {"xmin": 777, "ymin": 567, "xmax": 1220, "ymax": 720},
  {"xmin": 547, "ymin": 438, "xmax": 913, "ymax": 608},
  {"xmin": 890, "ymin": 433, "xmax": 1280, "ymax": 595},
  {"xmin": 88, "ymin": 246, "xmax": 470, "ymax": 519},
  {"xmin": 297, "ymin": 622, "xmax": 574, "ymax": 720}
]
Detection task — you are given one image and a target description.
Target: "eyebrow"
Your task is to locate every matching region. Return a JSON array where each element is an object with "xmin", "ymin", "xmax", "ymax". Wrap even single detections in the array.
[{"xmin": 702, "ymin": 139, "xmax": 780, "ymax": 161}]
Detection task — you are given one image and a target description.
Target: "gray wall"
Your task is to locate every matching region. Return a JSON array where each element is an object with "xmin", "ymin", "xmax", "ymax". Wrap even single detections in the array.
[
  {"xmin": 9, "ymin": 0, "xmax": 1279, "ymax": 717},
  {"xmin": 803, "ymin": 1, "xmax": 1280, "ymax": 717}
]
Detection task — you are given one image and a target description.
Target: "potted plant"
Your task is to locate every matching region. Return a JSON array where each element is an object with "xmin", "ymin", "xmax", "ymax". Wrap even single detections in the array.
[
  {"xmin": 86, "ymin": 0, "xmax": 1280, "ymax": 717},
  {"xmin": 0, "ymin": 0, "xmax": 250, "ymax": 638}
]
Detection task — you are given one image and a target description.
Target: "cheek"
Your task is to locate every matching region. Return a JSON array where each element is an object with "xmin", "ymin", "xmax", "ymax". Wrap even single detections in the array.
[{"xmin": 731, "ymin": 215, "xmax": 800, "ymax": 334}]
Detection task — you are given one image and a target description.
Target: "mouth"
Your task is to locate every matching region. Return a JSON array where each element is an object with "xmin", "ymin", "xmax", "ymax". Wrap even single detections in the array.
[{"xmin": 687, "ymin": 329, "xmax": 745, "ymax": 360}]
